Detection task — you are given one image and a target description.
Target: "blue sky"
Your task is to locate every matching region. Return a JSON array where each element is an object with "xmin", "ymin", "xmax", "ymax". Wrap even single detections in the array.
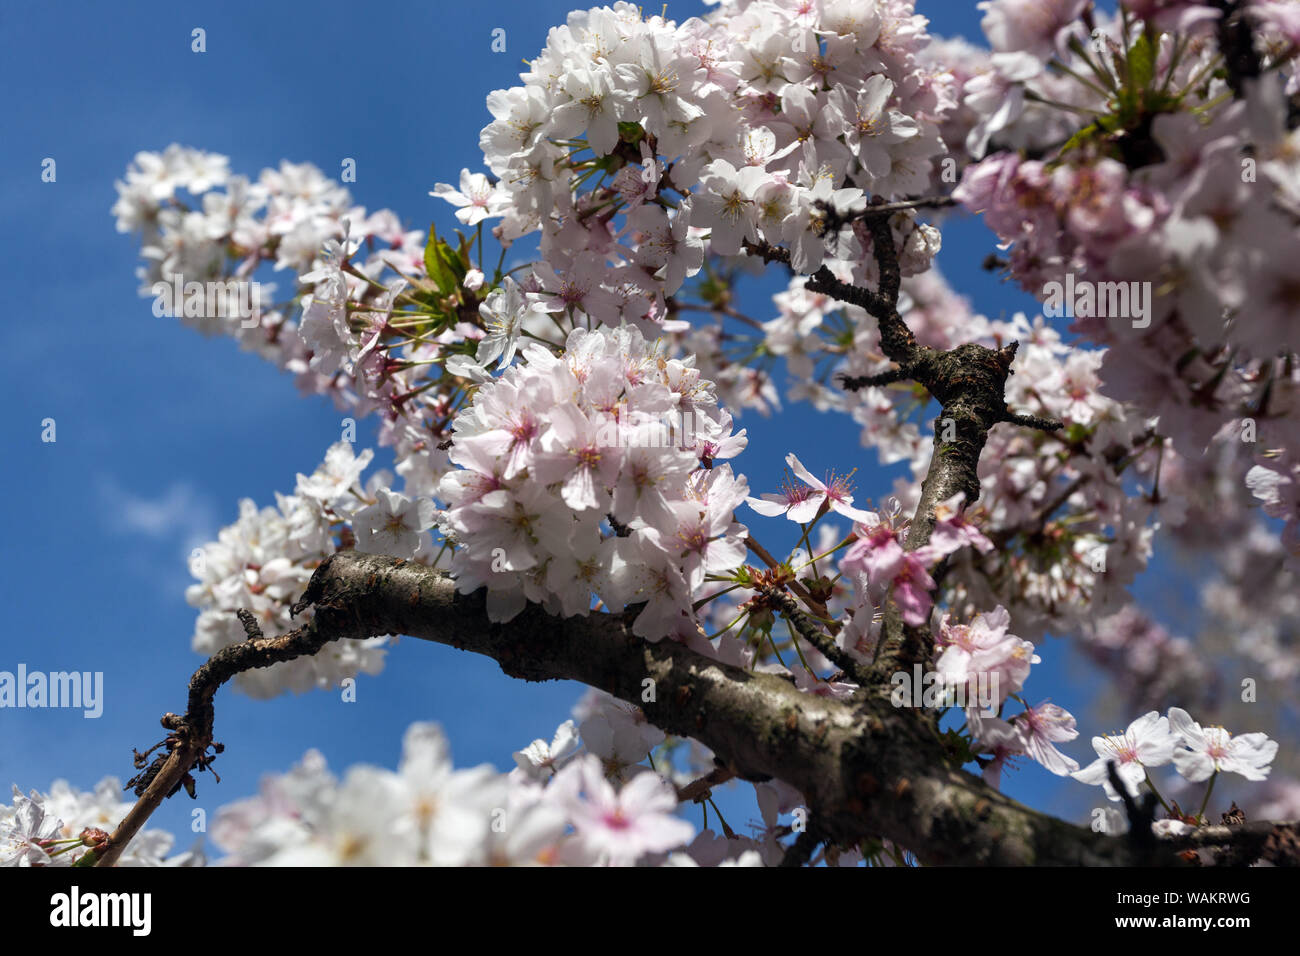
[{"xmin": 1, "ymin": 0, "xmax": 1132, "ymax": 851}]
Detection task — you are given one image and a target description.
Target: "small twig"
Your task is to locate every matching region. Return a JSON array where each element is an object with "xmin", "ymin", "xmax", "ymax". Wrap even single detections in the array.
[
  {"xmin": 97, "ymin": 571, "xmax": 356, "ymax": 865},
  {"xmin": 1107, "ymin": 760, "xmax": 1161, "ymax": 862},
  {"xmin": 804, "ymin": 264, "xmax": 898, "ymax": 334},
  {"xmin": 1001, "ymin": 411, "xmax": 1064, "ymax": 431},
  {"xmin": 675, "ymin": 766, "xmax": 737, "ymax": 804},
  {"xmin": 837, "ymin": 368, "xmax": 909, "ymax": 390},
  {"xmin": 819, "ymin": 195, "xmax": 957, "ymax": 220},
  {"xmin": 761, "ymin": 584, "xmax": 872, "ymax": 687},
  {"xmin": 744, "ymin": 536, "xmax": 830, "ymax": 621},
  {"xmin": 235, "ymin": 608, "xmax": 263, "ymax": 640},
  {"xmin": 741, "ymin": 237, "xmax": 793, "ymax": 268}
]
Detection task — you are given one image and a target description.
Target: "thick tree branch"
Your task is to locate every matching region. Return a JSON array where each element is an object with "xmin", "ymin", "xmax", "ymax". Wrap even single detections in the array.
[
  {"xmin": 125, "ymin": 551, "xmax": 1300, "ymax": 865},
  {"xmin": 100, "ymin": 550, "xmax": 1299, "ymax": 866},
  {"xmin": 279, "ymin": 552, "xmax": 1129, "ymax": 864}
]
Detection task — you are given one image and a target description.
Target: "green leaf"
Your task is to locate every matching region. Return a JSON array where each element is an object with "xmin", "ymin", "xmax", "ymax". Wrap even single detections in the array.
[
  {"xmin": 423, "ymin": 223, "xmax": 457, "ymax": 296},
  {"xmin": 1127, "ymin": 27, "xmax": 1157, "ymax": 93},
  {"xmin": 72, "ymin": 848, "xmax": 99, "ymax": 867},
  {"xmin": 436, "ymin": 236, "xmax": 466, "ymax": 286}
]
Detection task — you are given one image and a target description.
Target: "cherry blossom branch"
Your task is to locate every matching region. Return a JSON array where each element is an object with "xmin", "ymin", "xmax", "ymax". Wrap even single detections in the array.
[
  {"xmin": 759, "ymin": 583, "xmax": 872, "ymax": 687},
  {"xmin": 285, "ymin": 553, "xmax": 1300, "ymax": 865},
  {"xmin": 747, "ymin": 208, "xmax": 1064, "ymax": 677},
  {"xmin": 100, "ymin": 550, "xmax": 1300, "ymax": 866},
  {"xmin": 264, "ymin": 552, "xmax": 1116, "ymax": 865},
  {"xmin": 745, "ymin": 535, "xmax": 831, "ymax": 621},
  {"xmin": 675, "ymin": 766, "xmax": 736, "ymax": 803},
  {"xmin": 95, "ymin": 587, "xmax": 354, "ymax": 866}
]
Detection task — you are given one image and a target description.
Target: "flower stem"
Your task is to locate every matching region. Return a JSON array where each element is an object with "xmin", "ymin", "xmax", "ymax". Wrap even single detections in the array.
[
  {"xmin": 1197, "ymin": 770, "xmax": 1218, "ymax": 822},
  {"xmin": 1144, "ymin": 772, "xmax": 1173, "ymax": 814}
]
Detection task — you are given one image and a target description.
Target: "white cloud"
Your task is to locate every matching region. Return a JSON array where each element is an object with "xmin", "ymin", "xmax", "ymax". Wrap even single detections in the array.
[{"xmin": 97, "ymin": 477, "xmax": 218, "ymax": 554}]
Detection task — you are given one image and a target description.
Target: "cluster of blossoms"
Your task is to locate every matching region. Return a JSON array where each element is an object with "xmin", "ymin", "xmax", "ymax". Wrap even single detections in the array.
[
  {"xmin": 1201, "ymin": 521, "xmax": 1300, "ymax": 682},
  {"xmin": 113, "ymin": 146, "xmax": 471, "ymax": 526},
  {"xmin": 1079, "ymin": 605, "xmax": 1210, "ymax": 714},
  {"xmin": 748, "ymin": 455, "xmax": 996, "ymax": 634},
  {"xmin": 113, "ymin": 145, "xmax": 423, "ymax": 395},
  {"xmin": 6, "ymin": 701, "xmax": 788, "ymax": 867},
  {"xmin": 948, "ymin": 0, "xmax": 1300, "ymax": 549},
  {"xmin": 839, "ymin": 494, "xmax": 993, "ymax": 628},
  {"xmin": 475, "ymin": 0, "xmax": 951, "ymax": 252},
  {"xmin": 207, "ymin": 722, "xmax": 620, "ymax": 866},
  {"xmin": 433, "ymin": 0, "xmax": 957, "ymax": 418},
  {"xmin": 2, "ymin": 780, "xmax": 202, "ymax": 867},
  {"xmin": 1076, "ymin": 707, "xmax": 1279, "ymax": 832},
  {"xmin": 441, "ymin": 323, "xmax": 750, "ymax": 640},
  {"xmin": 932, "ymin": 606, "xmax": 1082, "ymax": 788},
  {"xmin": 187, "ymin": 441, "xmax": 439, "ymax": 697}
]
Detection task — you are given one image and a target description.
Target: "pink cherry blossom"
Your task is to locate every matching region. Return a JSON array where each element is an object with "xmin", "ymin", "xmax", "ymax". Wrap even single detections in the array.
[
  {"xmin": 556, "ymin": 756, "xmax": 694, "ymax": 865},
  {"xmin": 747, "ymin": 453, "xmax": 876, "ymax": 524}
]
